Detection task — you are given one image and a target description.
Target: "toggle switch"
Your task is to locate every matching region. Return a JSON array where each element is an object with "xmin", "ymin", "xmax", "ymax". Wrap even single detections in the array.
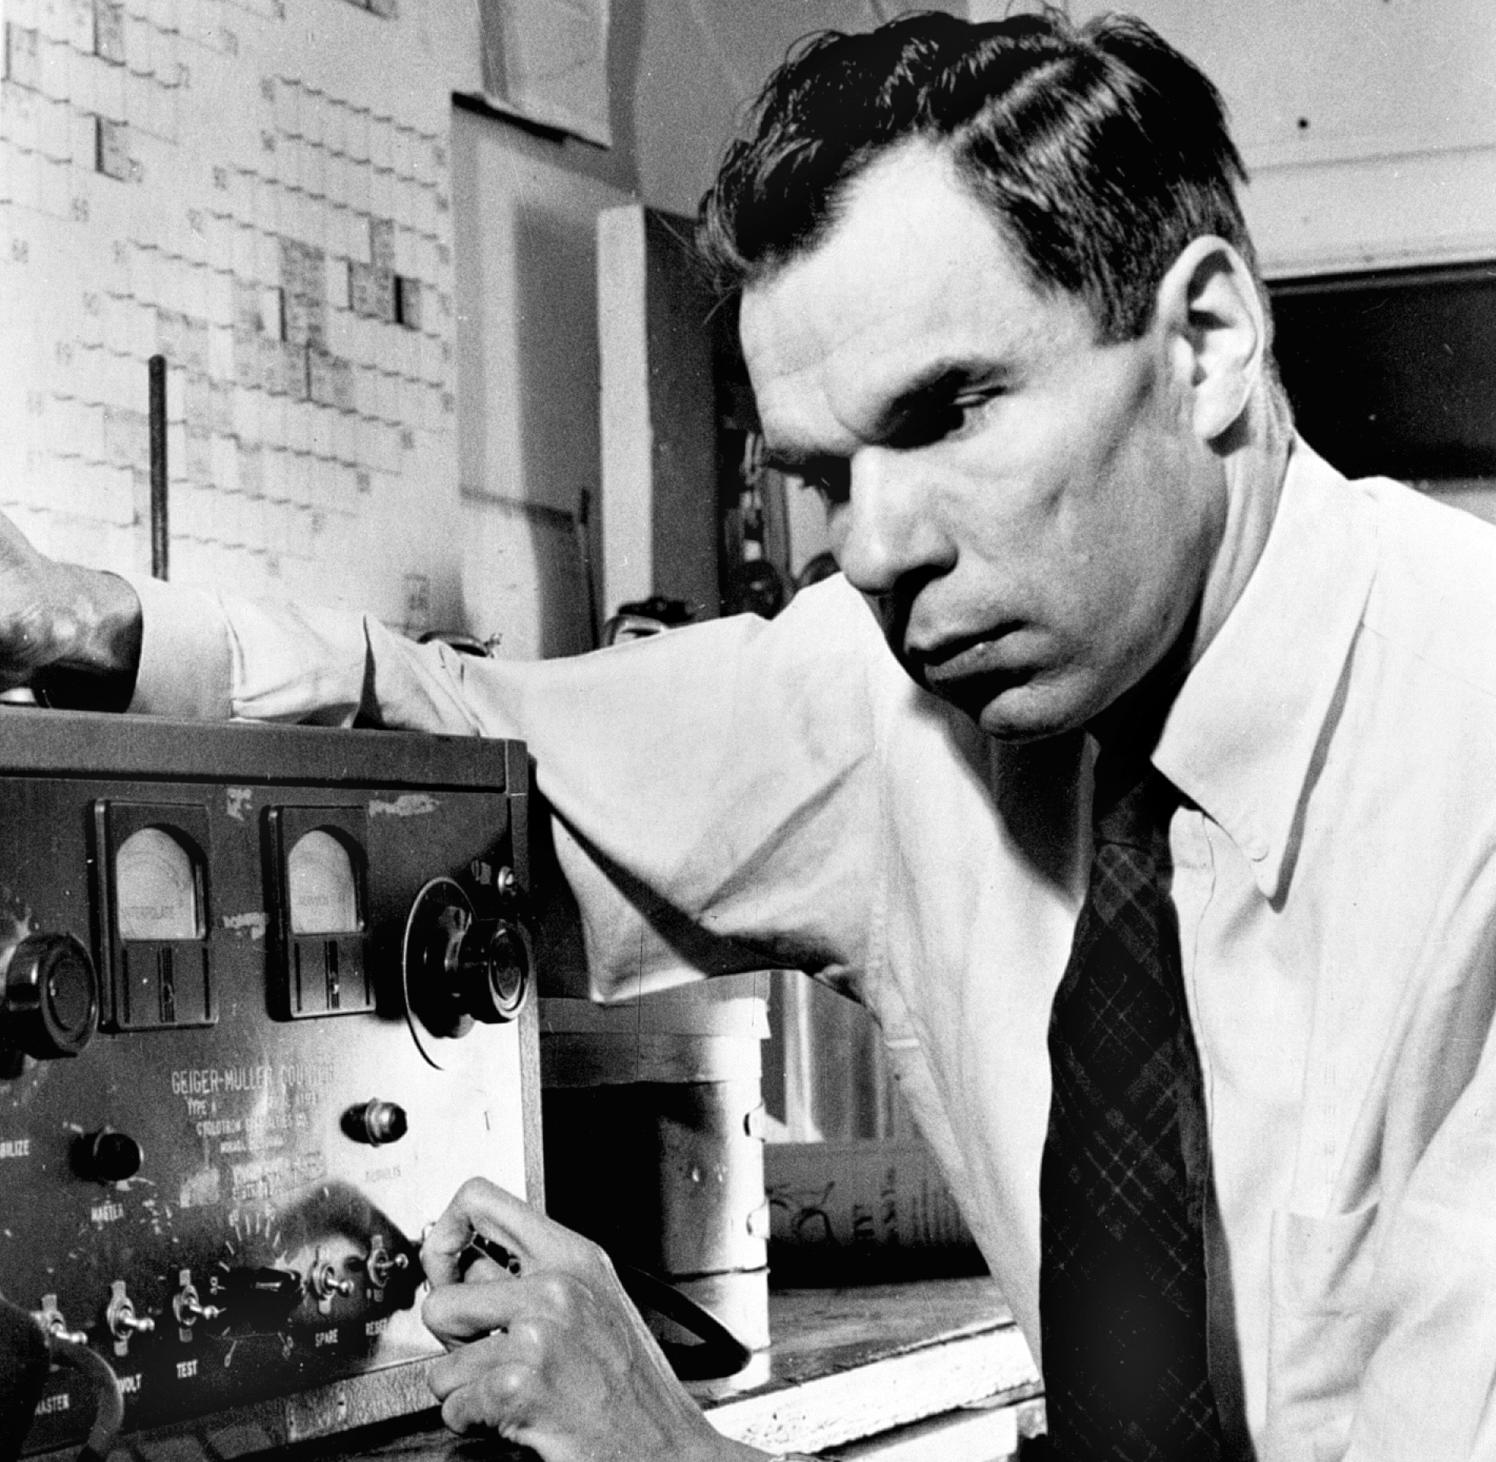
[
  {"xmin": 34, "ymin": 1294, "xmax": 86, "ymax": 1345},
  {"xmin": 364, "ymin": 1240, "xmax": 411, "ymax": 1291},
  {"xmin": 311, "ymin": 1260, "xmax": 355, "ymax": 1307},
  {"xmin": 106, "ymin": 1280, "xmax": 155, "ymax": 1353},
  {"xmin": 172, "ymin": 1271, "xmax": 221, "ymax": 1334}
]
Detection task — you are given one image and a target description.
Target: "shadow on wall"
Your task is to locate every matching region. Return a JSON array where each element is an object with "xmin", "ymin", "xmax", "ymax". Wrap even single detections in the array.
[
  {"xmin": 514, "ymin": 203, "xmax": 605, "ymax": 657},
  {"xmin": 452, "ymin": 103, "xmax": 630, "ymax": 658}
]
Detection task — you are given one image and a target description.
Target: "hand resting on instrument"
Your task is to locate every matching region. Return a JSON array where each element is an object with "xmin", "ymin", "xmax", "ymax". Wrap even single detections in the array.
[{"xmin": 421, "ymin": 1178, "xmax": 770, "ymax": 1462}]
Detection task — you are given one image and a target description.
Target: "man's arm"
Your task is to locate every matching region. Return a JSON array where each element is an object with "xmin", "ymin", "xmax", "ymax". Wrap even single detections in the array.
[
  {"xmin": 0, "ymin": 512, "xmax": 142, "ymax": 704},
  {"xmin": 0, "ymin": 508, "xmax": 888, "ymax": 1005}
]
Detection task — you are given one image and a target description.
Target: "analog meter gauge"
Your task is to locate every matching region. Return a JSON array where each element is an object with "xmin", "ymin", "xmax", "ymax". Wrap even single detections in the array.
[
  {"xmin": 287, "ymin": 830, "xmax": 360, "ymax": 935},
  {"xmin": 265, "ymin": 810, "xmax": 372, "ymax": 1020},
  {"xmin": 94, "ymin": 804, "xmax": 215, "ymax": 1030},
  {"xmin": 116, "ymin": 827, "xmax": 202, "ymax": 941}
]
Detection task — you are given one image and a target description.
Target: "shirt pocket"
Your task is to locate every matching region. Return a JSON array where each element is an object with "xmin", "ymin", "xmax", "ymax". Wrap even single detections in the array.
[{"xmin": 1263, "ymin": 1201, "xmax": 1380, "ymax": 1462}]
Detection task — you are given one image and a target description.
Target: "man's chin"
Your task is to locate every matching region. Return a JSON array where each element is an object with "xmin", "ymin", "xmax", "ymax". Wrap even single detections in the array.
[
  {"xmin": 974, "ymin": 694, "xmax": 1090, "ymax": 743},
  {"xmin": 955, "ymin": 676, "xmax": 1092, "ymax": 744},
  {"xmin": 889, "ymin": 643, "xmax": 1095, "ymax": 742}
]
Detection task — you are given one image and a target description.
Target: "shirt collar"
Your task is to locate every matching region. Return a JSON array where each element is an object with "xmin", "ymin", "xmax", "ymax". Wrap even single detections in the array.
[{"xmin": 1153, "ymin": 439, "xmax": 1379, "ymax": 901}]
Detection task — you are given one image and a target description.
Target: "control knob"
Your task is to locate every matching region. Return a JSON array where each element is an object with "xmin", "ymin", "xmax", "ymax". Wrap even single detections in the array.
[
  {"xmin": 74, "ymin": 1127, "xmax": 144, "ymax": 1183},
  {"xmin": 403, "ymin": 877, "xmax": 529, "ymax": 1038},
  {"xmin": 0, "ymin": 933, "xmax": 98, "ymax": 1059},
  {"xmin": 202, "ymin": 1264, "xmax": 304, "ymax": 1334},
  {"xmin": 343, "ymin": 1098, "xmax": 408, "ymax": 1146}
]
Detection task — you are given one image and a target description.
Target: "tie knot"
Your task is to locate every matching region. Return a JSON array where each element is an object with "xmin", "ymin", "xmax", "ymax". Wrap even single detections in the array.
[{"xmin": 1091, "ymin": 748, "xmax": 1174, "ymax": 851}]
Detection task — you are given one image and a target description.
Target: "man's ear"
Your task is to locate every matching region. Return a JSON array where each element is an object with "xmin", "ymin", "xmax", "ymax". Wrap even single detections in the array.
[{"xmin": 1155, "ymin": 236, "xmax": 1266, "ymax": 443}]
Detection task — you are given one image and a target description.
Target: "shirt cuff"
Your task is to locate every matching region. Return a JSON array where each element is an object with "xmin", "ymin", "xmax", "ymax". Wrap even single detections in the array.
[{"xmin": 125, "ymin": 574, "xmax": 235, "ymax": 721}]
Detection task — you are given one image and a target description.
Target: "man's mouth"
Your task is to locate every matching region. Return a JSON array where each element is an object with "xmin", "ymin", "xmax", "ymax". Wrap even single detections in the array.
[{"xmin": 910, "ymin": 628, "xmax": 1023, "ymax": 685}]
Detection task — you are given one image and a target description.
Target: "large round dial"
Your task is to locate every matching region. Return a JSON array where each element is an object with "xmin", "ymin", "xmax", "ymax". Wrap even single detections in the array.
[
  {"xmin": 2, "ymin": 932, "xmax": 99, "ymax": 1059},
  {"xmin": 402, "ymin": 878, "xmax": 529, "ymax": 1057}
]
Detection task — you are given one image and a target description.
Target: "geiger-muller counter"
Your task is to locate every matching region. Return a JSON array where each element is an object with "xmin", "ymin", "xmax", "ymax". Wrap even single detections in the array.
[{"xmin": 0, "ymin": 708, "xmax": 542, "ymax": 1462}]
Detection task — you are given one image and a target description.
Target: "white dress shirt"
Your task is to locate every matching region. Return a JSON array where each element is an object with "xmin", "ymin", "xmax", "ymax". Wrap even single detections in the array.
[{"xmin": 130, "ymin": 440, "xmax": 1496, "ymax": 1461}]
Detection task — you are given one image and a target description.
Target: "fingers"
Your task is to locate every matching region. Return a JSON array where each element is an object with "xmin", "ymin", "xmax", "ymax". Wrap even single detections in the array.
[
  {"xmin": 462, "ymin": 1255, "xmax": 511, "ymax": 1286},
  {"xmin": 421, "ymin": 1265, "xmax": 527, "ymax": 1349},
  {"xmin": 429, "ymin": 1323, "xmax": 590, "ymax": 1446},
  {"xmin": 434, "ymin": 1344, "xmax": 529, "ymax": 1438},
  {"xmin": 422, "ymin": 1256, "xmax": 603, "ymax": 1352},
  {"xmin": 417, "ymin": 1191, "xmax": 736, "ymax": 1462},
  {"xmin": 424, "ymin": 1279, "xmax": 642, "ymax": 1447},
  {"xmin": 423, "ymin": 1326, "xmax": 530, "ymax": 1439},
  {"xmin": 421, "ymin": 1177, "xmax": 603, "ymax": 1289},
  {"xmin": 423, "ymin": 1286, "xmax": 740, "ymax": 1462},
  {"xmin": 424, "ymin": 1274, "xmax": 590, "ymax": 1431}
]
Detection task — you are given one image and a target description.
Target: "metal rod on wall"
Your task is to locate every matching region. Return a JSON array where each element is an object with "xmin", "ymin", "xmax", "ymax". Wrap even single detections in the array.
[{"xmin": 148, "ymin": 354, "xmax": 168, "ymax": 581}]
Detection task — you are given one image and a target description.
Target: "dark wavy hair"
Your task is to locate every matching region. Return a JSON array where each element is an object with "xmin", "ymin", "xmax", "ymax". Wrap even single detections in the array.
[{"xmin": 697, "ymin": 9, "xmax": 1263, "ymax": 344}]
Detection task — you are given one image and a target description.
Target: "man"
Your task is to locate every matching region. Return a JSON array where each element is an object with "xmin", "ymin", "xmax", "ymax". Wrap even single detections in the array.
[{"xmin": 5, "ymin": 9, "xmax": 1496, "ymax": 1461}]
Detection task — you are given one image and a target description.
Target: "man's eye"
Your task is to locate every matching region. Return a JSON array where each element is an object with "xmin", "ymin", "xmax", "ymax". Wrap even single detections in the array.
[
  {"xmin": 887, "ymin": 392, "xmax": 997, "ymax": 450},
  {"xmin": 796, "ymin": 462, "xmax": 850, "ymax": 506},
  {"xmin": 955, "ymin": 390, "xmax": 1000, "ymax": 420}
]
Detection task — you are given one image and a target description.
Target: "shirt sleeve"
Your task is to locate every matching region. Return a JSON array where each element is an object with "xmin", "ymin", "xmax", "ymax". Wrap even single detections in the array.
[
  {"xmin": 1340, "ymin": 851, "xmax": 1496, "ymax": 1460},
  {"xmin": 127, "ymin": 572, "xmax": 889, "ymax": 1003}
]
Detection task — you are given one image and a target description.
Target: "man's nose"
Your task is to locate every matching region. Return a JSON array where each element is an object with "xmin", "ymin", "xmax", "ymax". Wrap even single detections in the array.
[{"xmin": 831, "ymin": 449, "xmax": 951, "ymax": 595}]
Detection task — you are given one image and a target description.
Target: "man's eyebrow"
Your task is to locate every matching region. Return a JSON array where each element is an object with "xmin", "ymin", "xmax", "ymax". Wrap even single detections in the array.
[{"xmin": 760, "ymin": 356, "xmax": 1008, "ymax": 475}]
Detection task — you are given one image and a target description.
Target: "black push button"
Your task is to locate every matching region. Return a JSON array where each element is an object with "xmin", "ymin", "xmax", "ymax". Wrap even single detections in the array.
[{"xmin": 75, "ymin": 1128, "xmax": 145, "ymax": 1183}]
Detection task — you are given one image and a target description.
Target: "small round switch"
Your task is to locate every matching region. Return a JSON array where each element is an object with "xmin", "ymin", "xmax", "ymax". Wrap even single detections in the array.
[
  {"xmin": 343, "ymin": 1099, "xmax": 408, "ymax": 1146},
  {"xmin": 76, "ymin": 1128, "xmax": 144, "ymax": 1183},
  {"xmin": 2, "ymin": 933, "xmax": 99, "ymax": 1059}
]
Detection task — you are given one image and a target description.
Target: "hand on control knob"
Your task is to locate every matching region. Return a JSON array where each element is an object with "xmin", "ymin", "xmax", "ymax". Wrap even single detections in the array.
[{"xmin": 421, "ymin": 1178, "xmax": 765, "ymax": 1462}]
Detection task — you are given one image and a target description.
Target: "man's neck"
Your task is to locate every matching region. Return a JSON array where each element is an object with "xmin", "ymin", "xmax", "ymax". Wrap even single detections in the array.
[
  {"xmin": 1090, "ymin": 396, "xmax": 1296, "ymax": 757},
  {"xmin": 1189, "ymin": 392, "xmax": 1295, "ymax": 673}
]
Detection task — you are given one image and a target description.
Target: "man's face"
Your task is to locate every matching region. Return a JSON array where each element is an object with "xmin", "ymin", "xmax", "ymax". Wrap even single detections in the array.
[{"xmin": 739, "ymin": 142, "xmax": 1228, "ymax": 742}]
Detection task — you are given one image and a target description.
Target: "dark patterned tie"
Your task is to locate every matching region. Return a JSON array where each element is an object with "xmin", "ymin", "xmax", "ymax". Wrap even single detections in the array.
[{"xmin": 1038, "ymin": 747, "xmax": 1224, "ymax": 1461}]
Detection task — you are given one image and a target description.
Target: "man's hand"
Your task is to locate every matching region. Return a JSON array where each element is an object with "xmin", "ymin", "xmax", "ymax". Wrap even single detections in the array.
[
  {"xmin": 0, "ymin": 510, "xmax": 141, "ymax": 698},
  {"xmin": 421, "ymin": 1178, "xmax": 766, "ymax": 1462}
]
